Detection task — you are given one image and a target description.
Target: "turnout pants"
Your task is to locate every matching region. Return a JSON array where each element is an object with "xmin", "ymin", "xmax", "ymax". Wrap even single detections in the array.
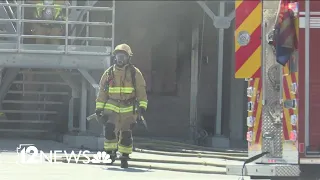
[
  {"xmin": 102, "ymin": 112, "xmax": 137, "ymax": 154},
  {"xmin": 32, "ymin": 24, "xmax": 63, "ymax": 45}
]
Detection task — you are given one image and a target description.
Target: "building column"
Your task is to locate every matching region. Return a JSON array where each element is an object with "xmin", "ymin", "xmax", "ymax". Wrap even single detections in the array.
[{"xmin": 228, "ymin": 26, "xmax": 246, "ymax": 147}]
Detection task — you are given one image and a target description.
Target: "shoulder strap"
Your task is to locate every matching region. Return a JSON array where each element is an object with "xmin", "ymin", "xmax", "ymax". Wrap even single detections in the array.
[
  {"xmin": 129, "ymin": 65, "xmax": 137, "ymax": 114},
  {"xmin": 130, "ymin": 65, "xmax": 137, "ymax": 91},
  {"xmin": 103, "ymin": 65, "xmax": 114, "ymax": 91},
  {"xmin": 108, "ymin": 65, "xmax": 114, "ymax": 77}
]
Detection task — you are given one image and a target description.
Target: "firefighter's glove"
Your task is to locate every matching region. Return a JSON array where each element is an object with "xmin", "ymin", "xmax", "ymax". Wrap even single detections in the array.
[{"xmin": 95, "ymin": 108, "xmax": 103, "ymax": 116}]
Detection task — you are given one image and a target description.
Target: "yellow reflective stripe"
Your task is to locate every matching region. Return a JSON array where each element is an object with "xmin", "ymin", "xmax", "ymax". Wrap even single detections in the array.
[
  {"xmin": 108, "ymin": 87, "xmax": 134, "ymax": 93},
  {"xmin": 36, "ymin": 3, "xmax": 43, "ymax": 17},
  {"xmin": 96, "ymin": 102, "xmax": 105, "ymax": 109},
  {"xmin": 118, "ymin": 145, "xmax": 133, "ymax": 154},
  {"xmin": 54, "ymin": 5, "xmax": 61, "ymax": 19},
  {"xmin": 104, "ymin": 142, "xmax": 117, "ymax": 151},
  {"xmin": 139, "ymin": 101, "xmax": 148, "ymax": 109},
  {"xmin": 35, "ymin": 3, "xmax": 62, "ymax": 19},
  {"xmin": 104, "ymin": 103, "xmax": 133, "ymax": 113}
]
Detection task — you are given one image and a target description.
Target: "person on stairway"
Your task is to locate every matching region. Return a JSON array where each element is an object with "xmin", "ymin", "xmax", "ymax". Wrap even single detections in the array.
[
  {"xmin": 95, "ymin": 44, "xmax": 148, "ymax": 168},
  {"xmin": 31, "ymin": 0, "xmax": 67, "ymax": 44}
]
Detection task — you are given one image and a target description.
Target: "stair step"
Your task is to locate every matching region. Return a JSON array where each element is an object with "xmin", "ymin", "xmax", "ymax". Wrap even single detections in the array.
[
  {"xmin": 2, "ymin": 100, "xmax": 63, "ymax": 105},
  {"xmin": 12, "ymin": 81, "xmax": 68, "ymax": 85},
  {"xmin": 7, "ymin": 91, "xmax": 69, "ymax": 95},
  {"xmin": 0, "ymin": 120, "xmax": 54, "ymax": 123},
  {"xmin": 0, "ymin": 129, "xmax": 50, "ymax": 133},
  {"xmin": 0, "ymin": 110, "xmax": 57, "ymax": 114}
]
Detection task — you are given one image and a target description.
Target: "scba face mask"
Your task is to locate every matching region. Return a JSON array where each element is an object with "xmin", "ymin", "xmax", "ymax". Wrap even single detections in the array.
[
  {"xmin": 43, "ymin": 8, "xmax": 54, "ymax": 20},
  {"xmin": 115, "ymin": 52, "xmax": 129, "ymax": 67},
  {"xmin": 43, "ymin": 0, "xmax": 54, "ymax": 20}
]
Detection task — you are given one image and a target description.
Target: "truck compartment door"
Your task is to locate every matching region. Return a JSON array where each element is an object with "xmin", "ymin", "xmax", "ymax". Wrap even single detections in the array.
[{"xmin": 298, "ymin": 0, "xmax": 320, "ymax": 155}]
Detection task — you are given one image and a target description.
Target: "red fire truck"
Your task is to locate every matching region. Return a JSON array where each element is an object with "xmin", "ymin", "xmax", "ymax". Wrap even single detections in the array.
[{"xmin": 227, "ymin": 0, "xmax": 320, "ymax": 179}]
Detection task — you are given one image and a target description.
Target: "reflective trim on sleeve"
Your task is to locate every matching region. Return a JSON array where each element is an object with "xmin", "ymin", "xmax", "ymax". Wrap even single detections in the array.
[
  {"xmin": 139, "ymin": 101, "xmax": 148, "ymax": 109},
  {"xmin": 54, "ymin": 5, "xmax": 62, "ymax": 19},
  {"xmin": 96, "ymin": 102, "xmax": 105, "ymax": 109},
  {"xmin": 36, "ymin": 3, "xmax": 43, "ymax": 18}
]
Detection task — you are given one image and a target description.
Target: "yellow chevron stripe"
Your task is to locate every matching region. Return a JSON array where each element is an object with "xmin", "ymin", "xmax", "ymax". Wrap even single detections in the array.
[
  {"xmin": 253, "ymin": 81, "xmax": 262, "ymax": 143},
  {"xmin": 235, "ymin": 2, "xmax": 262, "ymax": 52},
  {"xmin": 283, "ymin": 66, "xmax": 293, "ymax": 136},
  {"xmin": 235, "ymin": 46, "xmax": 261, "ymax": 77},
  {"xmin": 248, "ymin": 79, "xmax": 259, "ymax": 117},
  {"xmin": 259, "ymin": 135, "xmax": 262, "ymax": 145},
  {"xmin": 286, "ymin": 75, "xmax": 297, "ymax": 114},
  {"xmin": 283, "ymin": 64, "xmax": 290, "ymax": 75},
  {"xmin": 235, "ymin": 0, "xmax": 243, "ymax": 9},
  {"xmin": 285, "ymin": 71, "xmax": 298, "ymax": 131},
  {"xmin": 283, "ymin": 92, "xmax": 293, "ymax": 136}
]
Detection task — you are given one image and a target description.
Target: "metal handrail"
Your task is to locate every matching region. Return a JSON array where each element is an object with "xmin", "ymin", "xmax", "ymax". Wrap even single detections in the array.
[
  {"xmin": 0, "ymin": 19, "xmax": 112, "ymax": 26},
  {"xmin": 20, "ymin": 35, "xmax": 112, "ymax": 41},
  {"xmin": 0, "ymin": 0, "xmax": 17, "ymax": 33},
  {"xmin": 4, "ymin": 0, "xmax": 16, "ymax": 19},
  {"xmin": 0, "ymin": 2, "xmax": 114, "ymax": 55},
  {"xmin": 0, "ymin": 3, "xmax": 112, "ymax": 10}
]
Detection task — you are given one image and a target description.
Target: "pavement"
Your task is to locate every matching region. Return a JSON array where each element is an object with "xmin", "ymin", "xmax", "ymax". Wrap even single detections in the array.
[
  {"xmin": 0, "ymin": 158, "xmax": 250, "ymax": 180},
  {"xmin": 0, "ymin": 138, "xmax": 250, "ymax": 180}
]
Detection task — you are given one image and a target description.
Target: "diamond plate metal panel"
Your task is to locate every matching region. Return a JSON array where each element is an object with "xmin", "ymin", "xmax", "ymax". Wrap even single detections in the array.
[
  {"xmin": 262, "ymin": 5, "xmax": 283, "ymax": 158},
  {"xmin": 275, "ymin": 165, "xmax": 300, "ymax": 176},
  {"xmin": 227, "ymin": 163, "xmax": 300, "ymax": 177}
]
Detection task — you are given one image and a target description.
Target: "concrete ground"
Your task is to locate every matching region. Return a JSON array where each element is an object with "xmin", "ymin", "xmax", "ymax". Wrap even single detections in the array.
[
  {"xmin": 0, "ymin": 138, "xmax": 250, "ymax": 180},
  {"xmin": 0, "ymin": 159, "xmax": 249, "ymax": 180}
]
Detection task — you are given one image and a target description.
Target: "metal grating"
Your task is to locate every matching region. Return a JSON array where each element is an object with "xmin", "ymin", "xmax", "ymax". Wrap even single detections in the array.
[{"xmin": 262, "ymin": 1, "xmax": 283, "ymax": 158}]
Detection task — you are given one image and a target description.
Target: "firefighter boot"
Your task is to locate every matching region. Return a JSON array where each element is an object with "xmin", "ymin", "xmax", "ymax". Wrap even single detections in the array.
[
  {"xmin": 119, "ymin": 153, "xmax": 130, "ymax": 168},
  {"xmin": 106, "ymin": 150, "xmax": 117, "ymax": 165}
]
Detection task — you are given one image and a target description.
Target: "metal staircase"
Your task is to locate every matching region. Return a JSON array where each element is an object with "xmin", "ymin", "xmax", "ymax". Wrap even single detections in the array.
[
  {"xmin": 0, "ymin": 69, "xmax": 80, "ymax": 138},
  {"xmin": 0, "ymin": 0, "xmax": 115, "ymax": 138}
]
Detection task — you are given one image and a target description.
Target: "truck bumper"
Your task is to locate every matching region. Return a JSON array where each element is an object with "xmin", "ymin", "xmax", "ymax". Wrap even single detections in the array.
[{"xmin": 226, "ymin": 163, "xmax": 300, "ymax": 177}]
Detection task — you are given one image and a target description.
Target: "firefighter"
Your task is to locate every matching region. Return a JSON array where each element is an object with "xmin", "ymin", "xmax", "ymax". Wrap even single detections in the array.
[
  {"xmin": 32, "ymin": 0, "xmax": 66, "ymax": 44},
  {"xmin": 95, "ymin": 44, "xmax": 148, "ymax": 168}
]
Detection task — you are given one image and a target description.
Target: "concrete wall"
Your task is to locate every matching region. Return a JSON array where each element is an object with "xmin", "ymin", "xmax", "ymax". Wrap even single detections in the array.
[{"xmin": 88, "ymin": 1, "xmax": 247, "ymax": 145}]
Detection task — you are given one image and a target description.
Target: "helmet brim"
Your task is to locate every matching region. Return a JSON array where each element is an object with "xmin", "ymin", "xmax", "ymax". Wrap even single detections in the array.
[{"xmin": 113, "ymin": 50, "xmax": 132, "ymax": 56}]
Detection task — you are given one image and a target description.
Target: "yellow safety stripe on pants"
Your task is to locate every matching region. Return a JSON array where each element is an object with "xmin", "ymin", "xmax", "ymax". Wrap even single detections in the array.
[
  {"xmin": 139, "ymin": 101, "xmax": 148, "ymax": 109},
  {"xmin": 104, "ymin": 103, "xmax": 133, "ymax": 113},
  {"xmin": 96, "ymin": 102, "xmax": 105, "ymax": 109},
  {"xmin": 118, "ymin": 144, "xmax": 133, "ymax": 154},
  {"xmin": 104, "ymin": 142, "xmax": 117, "ymax": 151},
  {"xmin": 108, "ymin": 87, "xmax": 134, "ymax": 94}
]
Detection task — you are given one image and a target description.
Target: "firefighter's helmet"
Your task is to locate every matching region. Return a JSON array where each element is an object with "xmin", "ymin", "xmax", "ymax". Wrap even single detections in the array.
[
  {"xmin": 43, "ymin": 0, "xmax": 54, "ymax": 5},
  {"xmin": 113, "ymin": 44, "xmax": 133, "ymax": 56}
]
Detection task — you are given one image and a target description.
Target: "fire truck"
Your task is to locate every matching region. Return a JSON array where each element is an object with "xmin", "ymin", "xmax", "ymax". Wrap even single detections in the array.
[{"xmin": 227, "ymin": 0, "xmax": 320, "ymax": 179}]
